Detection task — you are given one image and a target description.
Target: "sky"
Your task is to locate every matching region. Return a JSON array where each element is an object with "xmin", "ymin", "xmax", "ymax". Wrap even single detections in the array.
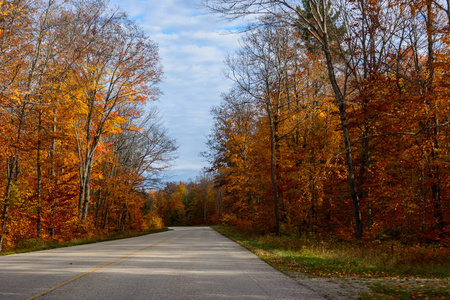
[{"xmin": 110, "ymin": 0, "xmax": 242, "ymax": 183}]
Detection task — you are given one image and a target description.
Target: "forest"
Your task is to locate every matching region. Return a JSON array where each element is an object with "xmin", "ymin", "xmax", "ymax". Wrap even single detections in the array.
[
  {"xmin": 0, "ymin": 0, "xmax": 177, "ymax": 252},
  {"xmin": 151, "ymin": 0, "xmax": 450, "ymax": 245},
  {"xmin": 2, "ymin": 0, "xmax": 450, "ymax": 254}
]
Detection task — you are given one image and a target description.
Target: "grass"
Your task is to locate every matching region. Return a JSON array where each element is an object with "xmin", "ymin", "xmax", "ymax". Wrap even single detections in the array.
[
  {"xmin": 214, "ymin": 225, "xmax": 450, "ymax": 299},
  {"xmin": 360, "ymin": 281, "xmax": 450, "ymax": 299},
  {"xmin": 0, "ymin": 228, "xmax": 169, "ymax": 256}
]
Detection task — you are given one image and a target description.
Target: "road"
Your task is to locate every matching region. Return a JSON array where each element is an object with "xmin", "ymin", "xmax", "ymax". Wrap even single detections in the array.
[{"xmin": 0, "ymin": 227, "xmax": 324, "ymax": 299}]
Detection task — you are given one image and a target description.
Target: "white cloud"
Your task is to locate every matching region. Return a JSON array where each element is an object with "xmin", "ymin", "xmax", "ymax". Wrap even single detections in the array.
[
  {"xmin": 171, "ymin": 162, "xmax": 206, "ymax": 170},
  {"xmin": 110, "ymin": 0, "xmax": 242, "ymax": 182}
]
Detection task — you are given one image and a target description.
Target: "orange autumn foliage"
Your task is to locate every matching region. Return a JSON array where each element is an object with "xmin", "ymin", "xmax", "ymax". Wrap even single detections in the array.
[
  {"xmin": 203, "ymin": 0, "xmax": 450, "ymax": 244},
  {"xmin": 0, "ymin": 0, "xmax": 173, "ymax": 252}
]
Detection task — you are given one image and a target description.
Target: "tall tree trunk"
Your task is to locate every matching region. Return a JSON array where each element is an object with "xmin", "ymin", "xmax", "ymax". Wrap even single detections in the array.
[
  {"xmin": 36, "ymin": 109, "xmax": 43, "ymax": 239},
  {"xmin": 360, "ymin": 126, "xmax": 371, "ymax": 228},
  {"xmin": 446, "ymin": 0, "xmax": 450, "ymax": 26},
  {"xmin": 50, "ymin": 109, "xmax": 57, "ymax": 238},
  {"xmin": 75, "ymin": 95, "xmax": 98, "ymax": 221},
  {"xmin": 322, "ymin": 31, "xmax": 363, "ymax": 239},
  {"xmin": 0, "ymin": 105, "xmax": 25, "ymax": 251},
  {"xmin": 0, "ymin": 157, "xmax": 18, "ymax": 252},
  {"xmin": 421, "ymin": 151, "xmax": 427, "ymax": 236},
  {"xmin": 81, "ymin": 157, "xmax": 93, "ymax": 220},
  {"xmin": 308, "ymin": 101, "xmax": 317, "ymax": 228},
  {"xmin": 267, "ymin": 104, "xmax": 280, "ymax": 235},
  {"xmin": 78, "ymin": 164, "xmax": 86, "ymax": 216},
  {"xmin": 425, "ymin": 0, "xmax": 444, "ymax": 234}
]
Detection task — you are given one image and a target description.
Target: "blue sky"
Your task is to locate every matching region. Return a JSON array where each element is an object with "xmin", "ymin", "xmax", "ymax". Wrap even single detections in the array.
[{"xmin": 110, "ymin": 0, "xmax": 241, "ymax": 182}]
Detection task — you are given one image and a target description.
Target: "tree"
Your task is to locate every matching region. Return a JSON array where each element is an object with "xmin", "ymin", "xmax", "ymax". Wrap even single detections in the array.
[
  {"xmin": 0, "ymin": 0, "xmax": 169, "ymax": 252},
  {"xmin": 203, "ymin": 0, "xmax": 365, "ymax": 238},
  {"xmin": 206, "ymin": 90, "xmax": 258, "ymax": 225},
  {"xmin": 70, "ymin": 4, "xmax": 162, "ymax": 220},
  {"xmin": 224, "ymin": 26, "xmax": 305, "ymax": 234},
  {"xmin": 203, "ymin": 0, "xmax": 450, "ymax": 241},
  {"xmin": 0, "ymin": 0, "xmax": 34, "ymax": 253},
  {"xmin": 93, "ymin": 106, "xmax": 177, "ymax": 230}
]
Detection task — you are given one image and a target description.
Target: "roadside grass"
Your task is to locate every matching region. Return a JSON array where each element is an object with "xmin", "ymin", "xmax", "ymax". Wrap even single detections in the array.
[
  {"xmin": 214, "ymin": 225, "xmax": 450, "ymax": 299},
  {"xmin": 0, "ymin": 228, "xmax": 169, "ymax": 256},
  {"xmin": 360, "ymin": 281, "xmax": 450, "ymax": 299}
]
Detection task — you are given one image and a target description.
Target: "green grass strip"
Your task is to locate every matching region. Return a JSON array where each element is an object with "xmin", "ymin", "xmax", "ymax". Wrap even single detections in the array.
[{"xmin": 0, "ymin": 228, "xmax": 169, "ymax": 256}]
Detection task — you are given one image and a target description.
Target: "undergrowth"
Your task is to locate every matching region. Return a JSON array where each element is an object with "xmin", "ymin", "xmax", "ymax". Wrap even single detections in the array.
[
  {"xmin": 361, "ymin": 281, "xmax": 450, "ymax": 299},
  {"xmin": 214, "ymin": 225, "xmax": 449, "ymax": 279},
  {"xmin": 214, "ymin": 225, "xmax": 450, "ymax": 299}
]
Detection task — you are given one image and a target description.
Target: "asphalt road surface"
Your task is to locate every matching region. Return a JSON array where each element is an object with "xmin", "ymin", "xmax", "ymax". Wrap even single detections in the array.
[{"xmin": 0, "ymin": 227, "xmax": 325, "ymax": 299}]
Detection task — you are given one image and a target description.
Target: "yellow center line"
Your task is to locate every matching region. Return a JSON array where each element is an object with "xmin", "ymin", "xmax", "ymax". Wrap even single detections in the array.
[{"xmin": 26, "ymin": 235, "xmax": 175, "ymax": 300}]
